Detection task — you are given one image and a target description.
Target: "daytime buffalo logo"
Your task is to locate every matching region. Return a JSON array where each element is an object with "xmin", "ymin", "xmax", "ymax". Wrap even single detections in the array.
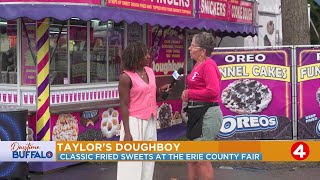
[
  {"xmin": 11, "ymin": 142, "xmax": 53, "ymax": 159},
  {"xmin": 218, "ymin": 115, "xmax": 278, "ymax": 138}
]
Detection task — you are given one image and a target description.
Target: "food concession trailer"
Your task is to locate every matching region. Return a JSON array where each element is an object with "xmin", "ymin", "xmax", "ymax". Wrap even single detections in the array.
[{"xmin": 0, "ymin": 0, "xmax": 257, "ymax": 173}]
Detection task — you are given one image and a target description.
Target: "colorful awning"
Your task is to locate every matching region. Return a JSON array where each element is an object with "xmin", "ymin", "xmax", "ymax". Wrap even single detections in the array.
[{"xmin": 0, "ymin": 1, "xmax": 257, "ymax": 37}]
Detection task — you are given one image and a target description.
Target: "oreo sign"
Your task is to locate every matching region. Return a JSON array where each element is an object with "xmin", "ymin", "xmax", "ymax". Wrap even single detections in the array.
[{"xmin": 218, "ymin": 115, "xmax": 278, "ymax": 138}]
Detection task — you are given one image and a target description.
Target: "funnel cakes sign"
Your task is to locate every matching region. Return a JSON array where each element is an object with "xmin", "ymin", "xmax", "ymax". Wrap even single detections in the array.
[
  {"xmin": 107, "ymin": 0, "xmax": 193, "ymax": 17},
  {"xmin": 296, "ymin": 47, "xmax": 320, "ymax": 139},
  {"xmin": 212, "ymin": 48, "xmax": 292, "ymax": 140}
]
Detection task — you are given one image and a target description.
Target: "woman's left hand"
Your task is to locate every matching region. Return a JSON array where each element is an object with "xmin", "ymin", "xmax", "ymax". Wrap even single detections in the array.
[
  {"xmin": 181, "ymin": 90, "xmax": 189, "ymax": 102},
  {"xmin": 159, "ymin": 84, "xmax": 171, "ymax": 93}
]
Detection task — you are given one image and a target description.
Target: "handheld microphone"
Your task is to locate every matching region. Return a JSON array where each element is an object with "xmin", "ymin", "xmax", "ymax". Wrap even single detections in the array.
[{"xmin": 161, "ymin": 68, "xmax": 184, "ymax": 100}]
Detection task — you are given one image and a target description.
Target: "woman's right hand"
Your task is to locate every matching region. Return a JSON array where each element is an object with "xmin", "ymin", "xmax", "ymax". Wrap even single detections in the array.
[
  {"xmin": 123, "ymin": 132, "xmax": 133, "ymax": 141},
  {"xmin": 181, "ymin": 90, "xmax": 189, "ymax": 102}
]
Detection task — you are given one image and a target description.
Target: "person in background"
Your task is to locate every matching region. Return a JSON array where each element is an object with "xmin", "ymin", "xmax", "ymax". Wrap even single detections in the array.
[
  {"xmin": 0, "ymin": 48, "xmax": 16, "ymax": 72},
  {"xmin": 7, "ymin": 47, "xmax": 16, "ymax": 71},
  {"xmin": 117, "ymin": 41, "xmax": 170, "ymax": 180},
  {"xmin": 93, "ymin": 38, "xmax": 104, "ymax": 51},
  {"xmin": 0, "ymin": 52, "xmax": 9, "ymax": 71},
  {"xmin": 181, "ymin": 32, "xmax": 223, "ymax": 180}
]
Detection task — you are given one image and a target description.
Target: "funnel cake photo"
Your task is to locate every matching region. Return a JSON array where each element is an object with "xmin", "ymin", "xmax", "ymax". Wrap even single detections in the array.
[
  {"xmin": 221, "ymin": 79, "xmax": 272, "ymax": 114},
  {"xmin": 171, "ymin": 111, "xmax": 182, "ymax": 126},
  {"xmin": 101, "ymin": 108, "xmax": 119, "ymax": 138},
  {"xmin": 52, "ymin": 114, "xmax": 79, "ymax": 141},
  {"xmin": 157, "ymin": 103, "xmax": 173, "ymax": 129}
]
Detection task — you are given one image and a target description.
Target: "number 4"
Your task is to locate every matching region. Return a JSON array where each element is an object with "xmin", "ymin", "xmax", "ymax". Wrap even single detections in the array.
[{"xmin": 293, "ymin": 144, "xmax": 306, "ymax": 158}]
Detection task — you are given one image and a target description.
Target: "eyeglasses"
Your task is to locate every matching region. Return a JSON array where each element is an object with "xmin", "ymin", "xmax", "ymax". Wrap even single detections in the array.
[{"xmin": 189, "ymin": 44, "xmax": 202, "ymax": 49}]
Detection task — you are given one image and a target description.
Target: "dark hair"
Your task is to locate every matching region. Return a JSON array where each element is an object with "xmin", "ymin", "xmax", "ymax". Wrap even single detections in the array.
[
  {"xmin": 121, "ymin": 41, "xmax": 148, "ymax": 71},
  {"xmin": 193, "ymin": 32, "xmax": 215, "ymax": 56}
]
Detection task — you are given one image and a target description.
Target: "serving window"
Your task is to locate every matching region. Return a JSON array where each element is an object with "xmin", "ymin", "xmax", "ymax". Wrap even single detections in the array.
[
  {"xmin": 0, "ymin": 18, "xmax": 148, "ymax": 87},
  {"xmin": 16, "ymin": 18, "xmax": 128, "ymax": 86},
  {"xmin": 49, "ymin": 19, "xmax": 68, "ymax": 85},
  {"xmin": 90, "ymin": 20, "xmax": 124, "ymax": 83},
  {"xmin": 0, "ymin": 19, "xmax": 17, "ymax": 84},
  {"xmin": 0, "ymin": 18, "xmax": 146, "ymax": 107},
  {"xmin": 69, "ymin": 19, "xmax": 88, "ymax": 84}
]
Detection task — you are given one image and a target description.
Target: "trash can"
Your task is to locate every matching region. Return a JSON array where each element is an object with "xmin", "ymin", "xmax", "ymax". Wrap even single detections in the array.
[{"xmin": 0, "ymin": 106, "xmax": 29, "ymax": 180}]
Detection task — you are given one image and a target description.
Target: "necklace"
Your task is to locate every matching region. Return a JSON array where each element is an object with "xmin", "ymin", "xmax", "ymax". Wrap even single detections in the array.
[{"xmin": 137, "ymin": 71, "xmax": 145, "ymax": 78}]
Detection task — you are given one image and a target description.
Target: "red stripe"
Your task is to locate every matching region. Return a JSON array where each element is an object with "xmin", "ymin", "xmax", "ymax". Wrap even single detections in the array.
[
  {"xmin": 37, "ymin": 98, "xmax": 49, "ymax": 120},
  {"xmin": 37, "ymin": 53, "xmax": 49, "ymax": 73}
]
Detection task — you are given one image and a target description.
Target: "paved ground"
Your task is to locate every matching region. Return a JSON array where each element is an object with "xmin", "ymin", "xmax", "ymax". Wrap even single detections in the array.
[{"xmin": 29, "ymin": 162, "xmax": 320, "ymax": 180}]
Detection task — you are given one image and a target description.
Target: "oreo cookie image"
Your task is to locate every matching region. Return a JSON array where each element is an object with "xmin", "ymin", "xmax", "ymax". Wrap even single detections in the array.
[
  {"xmin": 262, "ymin": 116, "xmax": 292, "ymax": 139},
  {"xmin": 157, "ymin": 103, "xmax": 173, "ymax": 129},
  {"xmin": 221, "ymin": 79, "xmax": 272, "ymax": 114},
  {"xmin": 297, "ymin": 117, "xmax": 319, "ymax": 139}
]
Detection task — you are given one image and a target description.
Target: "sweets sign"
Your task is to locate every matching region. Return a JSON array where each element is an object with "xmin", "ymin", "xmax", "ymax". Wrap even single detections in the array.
[
  {"xmin": 212, "ymin": 48, "xmax": 292, "ymax": 140},
  {"xmin": 107, "ymin": 0, "xmax": 193, "ymax": 17},
  {"xmin": 149, "ymin": 26, "xmax": 185, "ymax": 76}
]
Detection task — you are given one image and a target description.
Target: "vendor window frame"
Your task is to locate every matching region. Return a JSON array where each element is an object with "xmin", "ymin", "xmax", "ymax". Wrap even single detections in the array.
[
  {"xmin": 90, "ymin": 20, "xmax": 125, "ymax": 83},
  {"xmin": 48, "ymin": 19, "xmax": 127, "ymax": 85},
  {"xmin": 0, "ymin": 19, "xmax": 18, "ymax": 85},
  {"xmin": 19, "ymin": 19, "xmax": 142, "ymax": 87},
  {"xmin": 49, "ymin": 18, "xmax": 68, "ymax": 85},
  {"xmin": 69, "ymin": 18, "xmax": 88, "ymax": 84}
]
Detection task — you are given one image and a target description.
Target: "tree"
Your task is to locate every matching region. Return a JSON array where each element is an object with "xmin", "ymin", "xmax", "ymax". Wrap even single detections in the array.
[{"xmin": 281, "ymin": 0, "xmax": 310, "ymax": 45}]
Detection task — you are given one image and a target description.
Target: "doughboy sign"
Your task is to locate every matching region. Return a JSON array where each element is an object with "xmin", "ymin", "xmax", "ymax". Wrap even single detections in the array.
[{"xmin": 149, "ymin": 26, "xmax": 185, "ymax": 76}]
